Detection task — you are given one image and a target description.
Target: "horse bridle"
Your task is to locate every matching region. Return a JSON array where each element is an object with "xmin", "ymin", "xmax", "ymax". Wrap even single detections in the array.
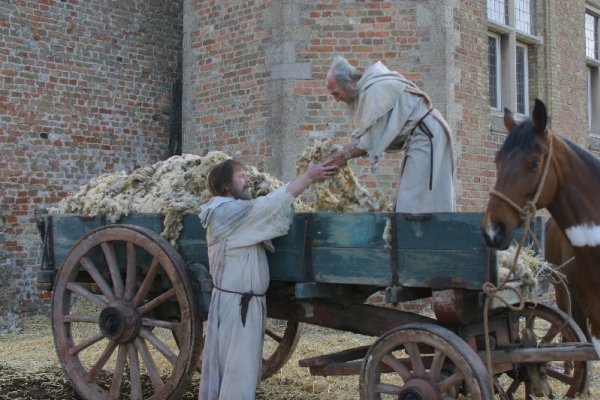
[
  {"xmin": 481, "ymin": 134, "xmax": 554, "ymax": 389},
  {"xmin": 489, "ymin": 133, "xmax": 554, "ymax": 227}
]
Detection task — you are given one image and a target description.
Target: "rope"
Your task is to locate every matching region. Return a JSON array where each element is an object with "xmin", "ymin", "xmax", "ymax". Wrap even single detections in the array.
[{"xmin": 482, "ymin": 135, "xmax": 554, "ymax": 396}]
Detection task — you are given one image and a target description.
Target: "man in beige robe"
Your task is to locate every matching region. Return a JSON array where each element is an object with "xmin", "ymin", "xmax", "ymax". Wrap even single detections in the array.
[
  {"xmin": 198, "ymin": 158, "xmax": 336, "ymax": 400},
  {"xmin": 325, "ymin": 56, "xmax": 455, "ymax": 213}
]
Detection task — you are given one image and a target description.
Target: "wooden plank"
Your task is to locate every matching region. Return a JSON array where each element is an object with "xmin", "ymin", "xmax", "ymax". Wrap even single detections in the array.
[
  {"xmin": 117, "ymin": 214, "xmax": 163, "ymax": 235},
  {"xmin": 177, "ymin": 214, "xmax": 209, "ymax": 265},
  {"xmin": 309, "ymin": 212, "xmax": 389, "ymax": 248},
  {"xmin": 267, "ymin": 249, "xmax": 303, "ymax": 281},
  {"xmin": 395, "ymin": 212, "xmax": 486, "ymax": 251},
  {"xmin": 51, "ymin": 215, "xmax": 104, "ymax": 268},
  {"xmin": 399, "ymin": 250, "xmax": 490, "ymax": 289},
  {"xmin": 311, "ymin": 247, "xmax": 390, "ymax": 285}
]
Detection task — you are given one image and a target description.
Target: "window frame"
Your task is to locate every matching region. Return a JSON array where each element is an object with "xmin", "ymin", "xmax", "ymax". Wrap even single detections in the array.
[{"xmin": 486, "ymin": 0, "xmax": 541, "ymax": 116}]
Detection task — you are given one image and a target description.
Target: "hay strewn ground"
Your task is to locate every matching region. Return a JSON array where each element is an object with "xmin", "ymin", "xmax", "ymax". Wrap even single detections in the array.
[{"xmin": 1, "ymin": 313, "xmax": 599, "ymax": 399}]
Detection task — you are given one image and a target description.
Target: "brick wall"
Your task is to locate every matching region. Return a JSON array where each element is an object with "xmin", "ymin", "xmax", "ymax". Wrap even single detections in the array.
[
  {"xmin": 0, "ymin": 0, "xmax": 182, "ymax": 331},
  {"xmin": 184, "ymin": 0, "xmax": 470, "ymax": 195}
]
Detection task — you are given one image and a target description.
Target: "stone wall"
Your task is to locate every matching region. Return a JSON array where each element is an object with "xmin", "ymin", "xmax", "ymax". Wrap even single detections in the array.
[{"xmin": 0, "ymin": 0, "xmax": 183, "ymax": 332}]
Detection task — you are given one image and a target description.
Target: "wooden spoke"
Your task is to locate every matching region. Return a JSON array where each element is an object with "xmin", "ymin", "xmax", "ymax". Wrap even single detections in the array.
[
  {"xmin": 546, "ymin": 366, "xmax": 574, "ymax": 384},
  {"xmin": 108, "ymin": 344, "xmax": 127, "ymax": 399},
  {"xmin": 405, "ymin": 342, "xmax": 426, "ymax": 376},
  {"xmin": 381, "ymin": 353, "xmax": 411, "ymax": 380},
  {"xmin": 264, "ymin": 326, "xmax": 284, "ymax": 342},
  {"xmin": 139, "ymin": 327, "xmax": 178, "ymax": 366},
  {"xmin": 124, "ymin": 242, "xmax": 137, "ymax": 301},
  {"xmin": 66, "ymin": 282, "xmax": 108, "ymax": 308},
  {"xmin": 428, "ymin": 349, "xmax": 446, "ymax": 380},
  {"xmin": 101, "ymin": 242, "xmax": 124, "ymax": 299},
  {"xmin": 137, "ymin": 287, "xmax": 176, "ymax": 315},
  {"xmin": 142, "ymin": 317, "xmax": 179, "ymax": 331},
  {"xmin": 437, "ymin": 371, "xmax": 462, "ymax": 392},
  {"xmin": 373, "ymin": 382, "xmax": 402, "ymax": 395},
  {"xmin": 507, "ymin": 379, "xmax": 521, "ymax": 398},
  {"xmin": 63, "ymin": 315, "xmax": 98, "ymax": 324},
  {"xmin": 540, "ymin": 323, "xmax": 561, "ymax": 343},
  {"xmin": 83, "ymin": 340, "xmax": 118, "ymax": 383},
  {"xmin": 132, "ymin": 257, "xmax": 160, "ymax": 306},
  {"xmin": 79, "ymin": 256, "xmax": 116, "ymax": 302},
  {"xmin": 134, "ymin": 337, "xmax": 164, "ymax": 391},
  {"xmin": 128, "ymin": 343, "xmax": 143, "ymax": 400},
  {"xmin": 69, "ymin": 333, "xmax": 105, "ymax": 356}
]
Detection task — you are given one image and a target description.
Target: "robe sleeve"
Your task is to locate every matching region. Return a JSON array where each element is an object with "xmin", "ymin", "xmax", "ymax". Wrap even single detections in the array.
[{"xmin": 225, "ymin": 185, "xmax": 295, "ymax": 249}]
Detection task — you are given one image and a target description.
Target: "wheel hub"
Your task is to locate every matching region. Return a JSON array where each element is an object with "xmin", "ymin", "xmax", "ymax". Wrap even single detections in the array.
[
  {"xmin": 99, "ymin": 302, "xmax": 141, "ymax": 343},
  {"xmin": 399, "ymin": 378, "xmax": 441, "ymax": 400}
]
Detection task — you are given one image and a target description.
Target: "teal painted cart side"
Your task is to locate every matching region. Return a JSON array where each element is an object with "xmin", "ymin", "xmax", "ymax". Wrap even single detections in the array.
[{"xmin": 46, "ymin": 211, "xmax": 544, "ymax": 294}]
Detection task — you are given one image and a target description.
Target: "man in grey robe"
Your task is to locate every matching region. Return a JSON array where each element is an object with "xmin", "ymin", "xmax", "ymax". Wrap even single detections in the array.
[
  {"xmin": 198, "ymin": 158, "xmax": 336, "ymax": 400},
  {"xmin": 325, "ymin": 56, "xmax": 455, "ymax": 213}
]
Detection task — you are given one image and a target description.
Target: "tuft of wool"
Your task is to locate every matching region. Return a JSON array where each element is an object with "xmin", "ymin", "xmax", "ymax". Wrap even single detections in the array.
[
  {"xmin": 496, "ymin": 244, "xmax": 553, "ymax": 290},
  {"xmin": 296, "ymin": 139, "xmax": 389, "ymax": 212}
]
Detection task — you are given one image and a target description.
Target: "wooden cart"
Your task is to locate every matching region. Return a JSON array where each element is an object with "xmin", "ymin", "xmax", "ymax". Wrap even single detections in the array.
[{"xmin": 34, "ymin": 211, "xmax": 597, "ymax": 399}]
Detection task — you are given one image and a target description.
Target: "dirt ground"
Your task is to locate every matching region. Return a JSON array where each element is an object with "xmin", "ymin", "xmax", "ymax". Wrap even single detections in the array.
[{"xmin": 1, "ymin": 313, "xmax": 599, "ymax": 400}]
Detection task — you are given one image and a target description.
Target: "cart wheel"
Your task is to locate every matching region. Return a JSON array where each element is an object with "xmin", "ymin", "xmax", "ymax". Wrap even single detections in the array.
[
  {"xmin": 52, "ymin": 225, "xmax": 201, "ymax": 400},
  {"xmin": 262, "ymin": 319, "xmax": 300, "ymax": 379},
  {"xmin": 360, "ymin": 322, "xmax": 492, "ymax": 400},
  {"xmin": 496, "ymin": 302, "xmax": 590, "ymax": 399}
]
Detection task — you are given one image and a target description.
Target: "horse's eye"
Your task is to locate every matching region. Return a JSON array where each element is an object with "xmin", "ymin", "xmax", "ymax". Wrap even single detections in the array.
[{"xmin": 528, "ymin": 159, "xmax": 540, "ymax": 171}]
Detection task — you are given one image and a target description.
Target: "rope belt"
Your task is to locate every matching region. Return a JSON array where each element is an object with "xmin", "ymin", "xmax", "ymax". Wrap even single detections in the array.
[
  {"xmin": 403, "ymin": 108, "xmax": 434, "ymax": 190},
  {"xmin": 213, "ymin": 285, "xmax": 266, "ymax": 326}
]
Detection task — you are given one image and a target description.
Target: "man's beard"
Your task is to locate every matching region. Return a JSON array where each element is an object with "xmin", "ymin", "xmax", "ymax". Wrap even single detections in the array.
[{"xmin": 231, "ymin": 185, "xmax": 252, "ymax": 200}]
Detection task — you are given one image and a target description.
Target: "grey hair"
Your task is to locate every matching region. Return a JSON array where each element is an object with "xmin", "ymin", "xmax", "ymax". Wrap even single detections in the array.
[{"xmin": 328, "ymin": 56, "xmax": 362, "ymax": 87}]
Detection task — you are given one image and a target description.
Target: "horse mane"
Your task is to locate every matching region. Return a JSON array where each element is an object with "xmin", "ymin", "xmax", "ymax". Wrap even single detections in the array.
[
  {"xmin": 562, "ymin": 135, "xmax": 600, "ymax": 172},
  {"xmin": 498, "ymin": 118, "xmax": 600, "ymax": 176}
]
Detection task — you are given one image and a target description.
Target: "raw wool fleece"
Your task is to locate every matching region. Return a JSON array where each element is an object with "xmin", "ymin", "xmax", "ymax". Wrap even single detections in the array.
[
  {"xmin": 56, "ymin": 140, "xmax": 386, "ymax": 246},
  {"xmin": 57, "ymin": 152, "xmax": 232, "ymax": 246},
  {"xmin": 296, "ymin": 139, "xmax": 389, "ymax": 212}
]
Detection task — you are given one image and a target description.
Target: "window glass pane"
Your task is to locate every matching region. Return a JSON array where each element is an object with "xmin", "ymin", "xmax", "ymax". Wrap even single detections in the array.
[
  {"xmin": 586, "ymin": 13, "xmax": 597, "ymax": 59},
  {"xmin": 487, "ymin": 0, "xmax": 508, "ymax": 25},
  {"xmin": 516, "ymin": 45, "xmax": 527, "ymax": 114},
  {"xmin": 489, "ymin": 36, "xmax": 499, "ymax": 108},
  {"xmin": 515, "ymin": 0, "xmax": 533, "ymax": 34}
]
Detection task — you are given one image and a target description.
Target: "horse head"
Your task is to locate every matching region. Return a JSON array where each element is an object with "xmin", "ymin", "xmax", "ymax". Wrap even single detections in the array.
[{"xmin": 482, "ymin": 99, "xmax": 558, "ymax": 249}]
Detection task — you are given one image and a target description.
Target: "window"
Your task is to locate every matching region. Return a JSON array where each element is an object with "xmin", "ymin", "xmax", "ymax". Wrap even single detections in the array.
[
  {"xmin": 515, "ymin": 0, "xmax": 533, "ymax": 34},
  {"xmin": 586, "ymin": 12, "xmax": 597, "ymax": 60},
  {"xmin": 489, "ymin": 35, "xmax": 501, "ymax": 108},
  {"xmin": 487, "ymin": 0, "xmax": 539, "ymax": 115},
  {"xmin": 586, "ymin": 9, "xmax": 600, "ymax": 135},
  {"xmin": 488, "ymin": 0, "xmax": 508, "ymax": 25},
  {"xmin": 516, "ymin": 44, "xmax": 528, "ymax": 114}
]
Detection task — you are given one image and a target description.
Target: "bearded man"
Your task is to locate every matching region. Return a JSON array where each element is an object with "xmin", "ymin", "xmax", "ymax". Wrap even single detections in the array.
[
  {"xmin": 325, "ymin": 56, "xmax": 455, "ymax": 213},
  {"xmin": 198, "ymin": 158, "xmax": 336, "ymax": 400}
]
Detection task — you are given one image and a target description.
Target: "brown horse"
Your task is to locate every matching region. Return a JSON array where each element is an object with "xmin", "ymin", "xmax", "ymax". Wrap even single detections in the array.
[
  {"xmin": 546, "ymin": 217, "xmax": 590, "ymax": 340},
  {"xmin": 482, "ymin": 99, "xmax": 600, "ymax": 356}
]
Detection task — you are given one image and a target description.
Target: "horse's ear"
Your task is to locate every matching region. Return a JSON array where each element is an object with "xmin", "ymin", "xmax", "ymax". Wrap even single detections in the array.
[
  {"xmin": 532, "ymin": 98, "xmax": 548, "ymax": 136},
  {"xmin": 503, "ymin": 107, "xmax": 517, "ymax": 131}
]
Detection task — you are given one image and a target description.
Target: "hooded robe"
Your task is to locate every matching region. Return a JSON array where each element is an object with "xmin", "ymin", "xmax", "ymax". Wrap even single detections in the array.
[
  {"xmin": 198, "ymin": 185, "xmax": 294, "ymax": 400},
  {"xmin": 350, "ymin": 61, "xmax": 455, "ymax": 213}
]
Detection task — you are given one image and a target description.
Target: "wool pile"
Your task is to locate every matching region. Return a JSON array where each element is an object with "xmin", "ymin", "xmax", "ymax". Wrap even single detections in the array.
[
  {"xmin": 56, "ymin": 140, "xmax": 387, "ymax": 245},
  {"xmin": 296, "ymin": 140, "xmax": 388, "ymax": 213}
]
